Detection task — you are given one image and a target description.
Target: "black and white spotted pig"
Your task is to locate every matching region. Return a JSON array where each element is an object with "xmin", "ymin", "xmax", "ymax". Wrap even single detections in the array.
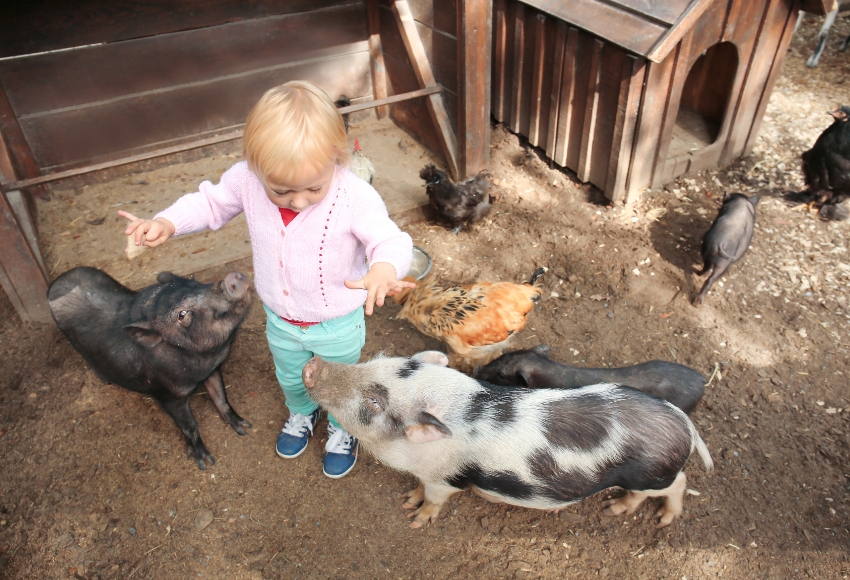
[
  {"xmin": 301, "ymin": 351, "xmax": 713, "ymax": 529},
  {"xmin": 474, "ymin": 345, "xmax": 705, "ymax": 414}
]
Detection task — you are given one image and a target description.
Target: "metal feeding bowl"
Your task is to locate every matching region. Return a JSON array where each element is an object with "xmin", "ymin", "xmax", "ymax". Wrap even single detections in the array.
[{"xmin": 409, "ymin": 246, "xmax": 432, "ymax": 280}]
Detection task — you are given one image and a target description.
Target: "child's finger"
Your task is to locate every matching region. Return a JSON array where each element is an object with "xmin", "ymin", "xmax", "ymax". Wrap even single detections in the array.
[
  {"xmin": 119, "ymin": 212, "xmax": 145, "ymax": 235},
  {"xmin": 374, "ymin": 287, "xmax": 386, "ymax": 308},
  {"xmin": 133, "ymin": 223, "xmax": 154, "ymax": 247},
  {"xmin": 364, "ymin": 286, "xmax": 377, "ymax": 315},
  {"xmin": 344, "ymin": 278, "xmax": 366, "ymax": 290}
]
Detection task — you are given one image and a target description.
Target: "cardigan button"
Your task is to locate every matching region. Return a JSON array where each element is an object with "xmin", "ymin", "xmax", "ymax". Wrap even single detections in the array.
[{"xmin": 283, "ymin": 290, "xmax": 290, "ymax": 296}]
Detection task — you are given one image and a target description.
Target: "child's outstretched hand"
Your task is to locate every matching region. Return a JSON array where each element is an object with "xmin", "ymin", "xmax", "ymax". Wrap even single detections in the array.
[
  {"xmin": 345, "ymin": 262, "xmax": 416, "ymax": 315},
  {"xmin": 119, "ymin": 211, "xmax": 176, "ymax": 249}
]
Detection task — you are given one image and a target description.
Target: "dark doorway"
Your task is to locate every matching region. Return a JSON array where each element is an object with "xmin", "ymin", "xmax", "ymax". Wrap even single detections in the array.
[{"xmin": 668, "ymin": 42, "xmax": 739, "ymax": 158}]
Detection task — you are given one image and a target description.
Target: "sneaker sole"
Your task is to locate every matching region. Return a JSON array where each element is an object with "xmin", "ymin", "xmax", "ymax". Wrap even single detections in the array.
[
  {"xmin": 322, "ymin": 446, "xmax": 359, "ymax": 479},
  {"xmin": 276, "ymin": 442, "xmax": 309, "ymax": 459}
]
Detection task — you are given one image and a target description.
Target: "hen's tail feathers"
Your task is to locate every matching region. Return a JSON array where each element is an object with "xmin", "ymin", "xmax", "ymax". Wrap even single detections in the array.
[
  {"xmin": 783, "ymin": 190, "xmax": 816, "ymax": 205},
  {"xmin": 529, "ymin": 267, "xmax": 547, "ymax": 286}
]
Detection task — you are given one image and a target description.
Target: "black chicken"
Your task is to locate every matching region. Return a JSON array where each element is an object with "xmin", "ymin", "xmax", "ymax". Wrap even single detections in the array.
[
  {"xmin": 334, "ymin": 95, "xmax": 351, "ymax": 133},
  {"xmin": 786, "ymin": 106, "xmax": 850, "ymax": 221},
  {"xmin": 420, "ymin": 165, "xmax": 492, "ymax": 234}
]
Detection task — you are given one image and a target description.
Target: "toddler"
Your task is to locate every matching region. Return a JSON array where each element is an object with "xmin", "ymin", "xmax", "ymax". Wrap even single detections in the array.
[{"xmin": 121, "ymin": 80, "xmax": 414, "ymax": 478}]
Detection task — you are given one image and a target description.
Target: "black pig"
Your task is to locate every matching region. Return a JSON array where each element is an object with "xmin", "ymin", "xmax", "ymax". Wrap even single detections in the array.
[
  {"xmin": 695, "ymin": 193, "xmax": 760, "ymax": 305},
  {"xmin": 48, "ymin": 267, "xmax": 253, "ymax": 469},
  {"xmin": 474, "ymin": 345, "xmax": 705, "ymax": 414}
]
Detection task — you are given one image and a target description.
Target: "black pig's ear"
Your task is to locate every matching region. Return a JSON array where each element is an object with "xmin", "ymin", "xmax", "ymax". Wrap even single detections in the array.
[
  {"xmin": 749, "ymin": 195, "xmax": 761, "ymax": 206},
  {"xmin": 532, "ymin": 344, "xmax": 552, "ymax": 358},
  {"xmin": 123, "ymin": 322, "xmax": 163, "ymax": 347},
  {"xmin": 517, "ymin": 370, "xmax": 531, "ymax": 387},
  {"xmin": 156, "ymin": 272, "xmax": 179, "ymax": 284}
]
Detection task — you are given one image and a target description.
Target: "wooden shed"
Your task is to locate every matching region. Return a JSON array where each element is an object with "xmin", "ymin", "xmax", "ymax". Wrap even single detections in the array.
[
  {"xmin": 491, "ymin": 0, "xmax": 832, "ymax": 204},
  {"xmin": 0, "ymin": 0, "xmax": 492, "ymax": 322}
]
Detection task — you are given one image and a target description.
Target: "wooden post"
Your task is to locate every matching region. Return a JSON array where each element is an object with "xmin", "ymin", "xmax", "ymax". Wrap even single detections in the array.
[
  {"xmin": 0, "ymin": 84, "xmax": 49, "ymax": 204},
  {"xmin": 366, "ymin": 0, "xmax": 389, "ymax": 119},
  {"xmin": 457, "ymin": 0, "xmax": 492, "ymax": 180},
  {"xmin": 0, "ymin": 191, "xmax": 51, "ymax": 323},
  {"xmin": 392, "ymin": 0, "xmax": 460, "ymax": 179},
  {"xmin": 0, "ymin": 99, "xmax": 51, "ymax": 323}
]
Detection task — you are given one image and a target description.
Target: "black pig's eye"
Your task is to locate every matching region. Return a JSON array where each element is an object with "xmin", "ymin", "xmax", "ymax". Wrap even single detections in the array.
[
  {"xmin": 498, "ymin": 370, "xmax": 508, "ymax": 378},
  {"xmin": 177, "ymin": 310, "xmax": 193, "ymax": 326}
]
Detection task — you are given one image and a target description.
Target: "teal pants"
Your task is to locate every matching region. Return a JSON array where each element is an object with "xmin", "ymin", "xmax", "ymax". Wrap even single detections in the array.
[{"xmin": 264, "ymin": 304, "xmax": 365, "ymax": 429}]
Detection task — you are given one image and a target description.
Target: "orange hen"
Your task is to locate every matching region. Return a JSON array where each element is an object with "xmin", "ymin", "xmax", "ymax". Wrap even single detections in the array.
[{"xmin": 394, "ymin": 267, "xmax": 547, "ymax": 372}]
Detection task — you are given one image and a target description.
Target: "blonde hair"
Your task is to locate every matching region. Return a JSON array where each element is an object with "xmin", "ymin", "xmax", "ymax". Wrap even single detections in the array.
[{"xmin": 243, "ymin": 81, "xmax": 349, "ymax": 185}]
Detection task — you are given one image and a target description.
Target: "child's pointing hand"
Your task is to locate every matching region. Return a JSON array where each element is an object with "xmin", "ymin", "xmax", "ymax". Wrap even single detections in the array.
[
  {"xmin": 119, "ymin": 210, "xmax": 176, "ymax": 249},
  {"xmin": 345, "ymin": 262, "xmax": 415, "ymax": 315}
]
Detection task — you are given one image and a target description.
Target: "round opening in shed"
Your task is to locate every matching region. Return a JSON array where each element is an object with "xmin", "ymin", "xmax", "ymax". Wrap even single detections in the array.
[{"xmin": 668, "ymin": 42, "xmax": 739, "ymax": 158}]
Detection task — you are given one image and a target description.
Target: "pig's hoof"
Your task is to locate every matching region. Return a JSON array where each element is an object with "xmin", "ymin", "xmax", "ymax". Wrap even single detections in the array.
[
  {"xmin": 190, "ymin": 447, "xmax": 216, "ymax": 470},
  {"xmin": 602, "ymin": 493, "xmax": 646, "ymax": 517},
  {"xmin": 406, "ymin": 501, "xmax": 441, "ymax": 528},
  {"xmin": 402, "ymin": 485, "xmax": 425, "ymax": 509},
  {"xmin": 653, "ymin": 504, "xmax": 681, "ymax": 528},
  {"xmin": 228, "ymin": 414, "xmax": 252, "ymax": 435}
]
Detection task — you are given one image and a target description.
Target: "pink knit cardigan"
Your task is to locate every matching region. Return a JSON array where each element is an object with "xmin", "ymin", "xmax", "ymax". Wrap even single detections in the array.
[{"xmin": 156, "ymin": 162, "xmax": 413, "ymax": 322}]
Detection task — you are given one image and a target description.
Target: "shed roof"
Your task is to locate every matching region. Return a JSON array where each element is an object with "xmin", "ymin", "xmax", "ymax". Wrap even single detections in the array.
[{"xmin": 519, "ymin": 0, "xmax": 717, "ymax": 63}]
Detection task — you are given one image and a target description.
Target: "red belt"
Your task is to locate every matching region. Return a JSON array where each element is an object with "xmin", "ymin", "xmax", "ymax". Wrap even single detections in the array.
[{"xmin": 281, "ymin": 316, "xmax": 319, "ymax": 328}]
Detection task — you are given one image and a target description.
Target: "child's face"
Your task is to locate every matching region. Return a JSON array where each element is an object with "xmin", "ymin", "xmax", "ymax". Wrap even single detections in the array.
[{"xmin": 264, "ymin": 160, "xmax": 335, "ymax": 212}]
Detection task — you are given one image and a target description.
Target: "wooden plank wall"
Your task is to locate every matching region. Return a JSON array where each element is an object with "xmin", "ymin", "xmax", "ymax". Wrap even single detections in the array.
[
  {"xmin": 378, "ymin": 0, "xmax": 459, "ymax": 158},
  {"xmin": 493, "ymin": 0, "xmax": 798, "ymax": 203},
  {"xmin": 491, "ymin": 0, "xmax": 645, "ymax": 201},
  {"xmin": 0, "ymin": 0, "xmax": 373, "ymax": 173}
]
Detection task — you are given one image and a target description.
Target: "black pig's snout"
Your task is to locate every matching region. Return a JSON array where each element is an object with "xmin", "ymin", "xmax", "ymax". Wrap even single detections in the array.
[
  {"xmin": 224, "ymin": 272, "xmax": 251, "ymax": 299},
  {"xmin": 302, "ymin": 357, "xmax": 321, "ymax": 388}
]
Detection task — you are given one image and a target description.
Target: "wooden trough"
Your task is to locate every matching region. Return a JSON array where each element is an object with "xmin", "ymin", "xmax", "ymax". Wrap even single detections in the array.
[
  {"xmin": 491, "ymin": 0, "xmax": 833, "ymax": 204},
  {"xmin": 0, "ymin": 0, "xmax": 492, "ymax": 322}
]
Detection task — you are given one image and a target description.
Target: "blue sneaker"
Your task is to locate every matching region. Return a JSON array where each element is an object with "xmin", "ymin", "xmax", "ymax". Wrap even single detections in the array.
[
  {"xmin": 323, "ymin": 423, "xmax": 359, "ymax": 479},
  {"xmin": 276, "ymin": 409, "xmax": 321, "ymax": 459}
]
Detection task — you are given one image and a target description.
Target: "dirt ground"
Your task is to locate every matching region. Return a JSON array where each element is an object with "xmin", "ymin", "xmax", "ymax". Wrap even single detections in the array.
[{"xmin": 2, "ymin": 15, "xmax": 850, "ymax": 580}]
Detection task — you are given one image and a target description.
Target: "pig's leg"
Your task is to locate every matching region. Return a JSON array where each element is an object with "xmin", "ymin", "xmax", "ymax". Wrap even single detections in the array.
[
  {"xmin": 695, "ymin": 259, "xmax": 731, "ymax": 305},
  {"xmin": 159, "ymin": 396, "xmax": 215, "ymax": 470},
  {"xmin": 203, "ymin": 368, "xmax": 252, "ymax": 435},
  {"xmin": 602, "ymin": 471, "xmax": 687, "ymax": 528},
  {"xmin": 646, "ymin": 471, "xmax": 687, "ymax": 528},
  {"xmin": 405, "ymin": 481, "xmax": 459, "ymax": 529}
]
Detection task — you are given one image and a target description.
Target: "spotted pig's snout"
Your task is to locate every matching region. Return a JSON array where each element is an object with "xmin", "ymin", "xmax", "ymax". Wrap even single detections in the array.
[{"xmin": 302, "ymin": 357, "xmax": 322, "ymax": 389}]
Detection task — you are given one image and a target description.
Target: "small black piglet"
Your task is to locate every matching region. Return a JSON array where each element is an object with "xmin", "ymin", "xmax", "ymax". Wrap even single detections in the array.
[
  {"xmin": 474, "ymin": 345, "xmax": 705, "ymax": 414},
  {"xmin": 48, "ymin": 267, "xmax": 253, "ymax": 469},
  {"xmin": 695, "ymin": 193, "xmax": 760, "ymax": 305}
]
